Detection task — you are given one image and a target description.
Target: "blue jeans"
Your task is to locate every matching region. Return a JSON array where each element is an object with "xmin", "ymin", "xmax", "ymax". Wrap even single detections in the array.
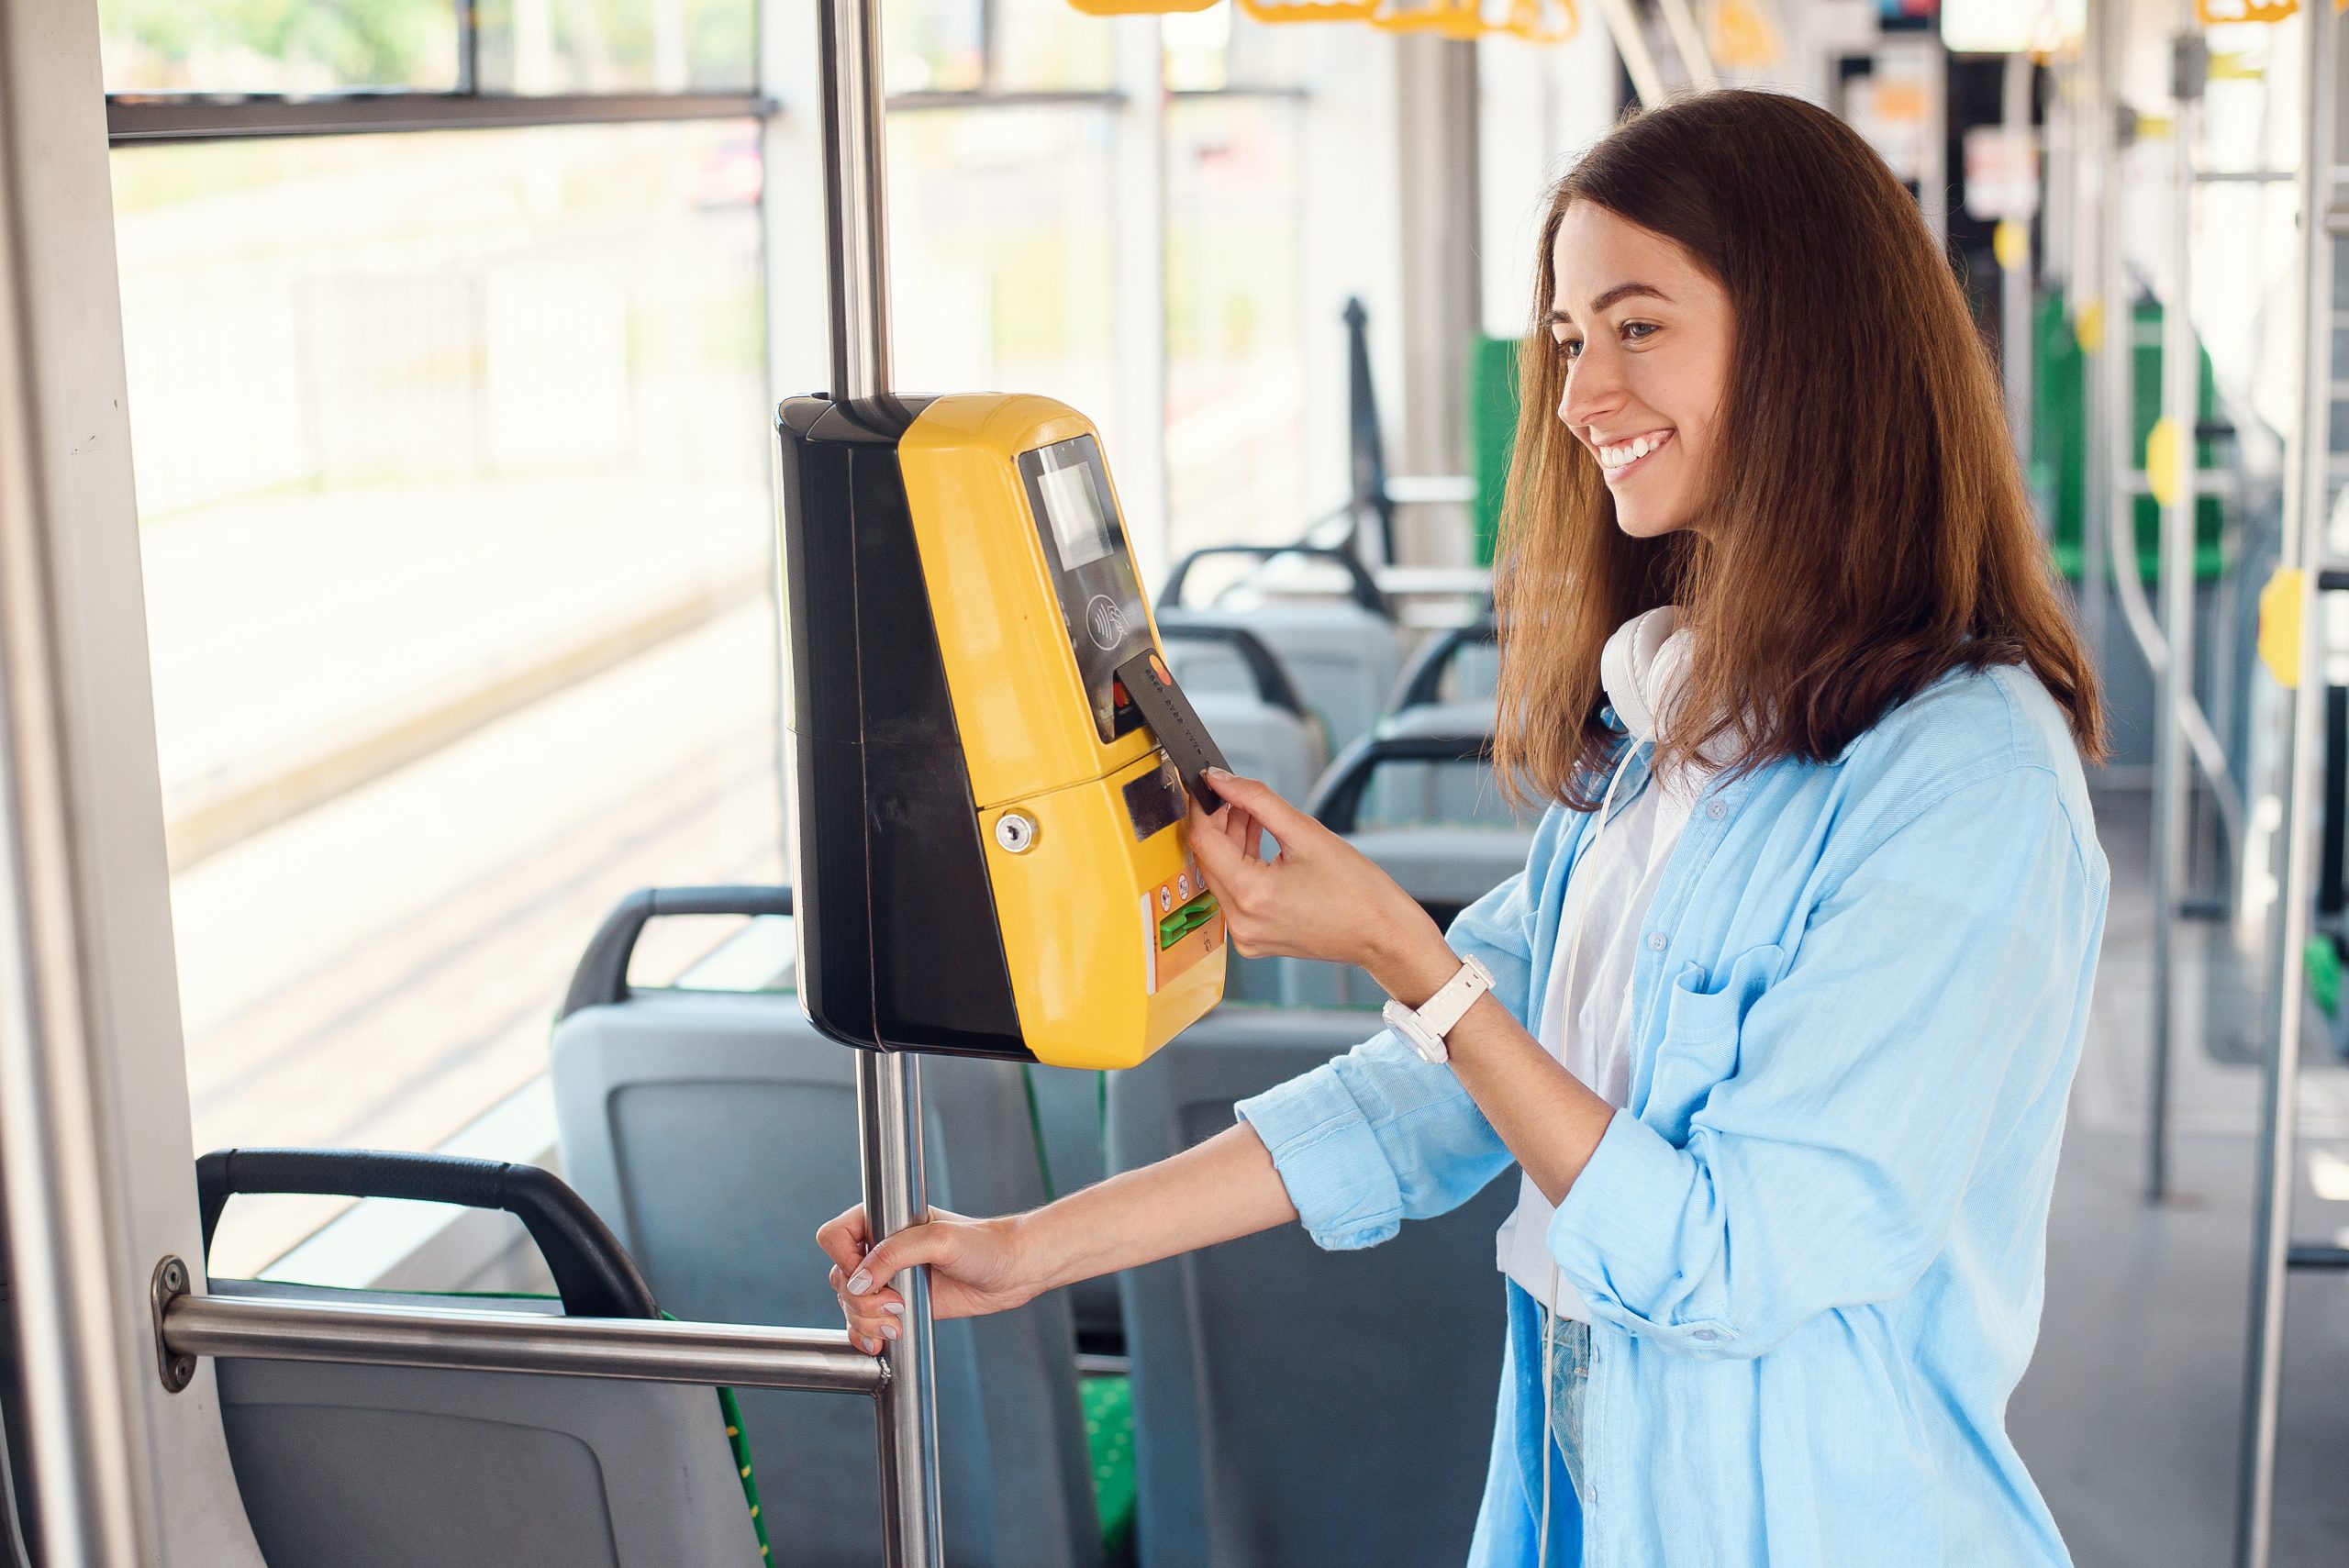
[{"xmin": 1540, "ymin": 1307, "xmax": 1594, "ymax": 1515}]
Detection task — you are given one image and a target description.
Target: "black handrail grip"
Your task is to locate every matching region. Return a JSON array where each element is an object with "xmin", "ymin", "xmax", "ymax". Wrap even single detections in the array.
[
  {"xmin": 1308, "ymin": 731, "xmax": 1495, "ymax": 834},
  {"xmin": 195, "ymin": 1149, "xmax": 659, "ymax": 1320},
  {"xmin": 559, "ymin": 884, "xmax": 793, "ymax": 1023},
  {"xmin": 1396, "ymin": 616, "xmax": 1498, "ymax": 710},
  {"xmin": 1152, "ymin": 619, "xmax": 1308, "ymax": 717},
  {"xmin": 1159, "ymin": 543, "xmax": 1390, "ymax": 618}
]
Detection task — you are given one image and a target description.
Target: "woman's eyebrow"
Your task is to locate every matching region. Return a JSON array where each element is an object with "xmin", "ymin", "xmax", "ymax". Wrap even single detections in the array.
[{"xmin": 1546, "ymin": 282, "xmax": 1671, "ymax": 324}]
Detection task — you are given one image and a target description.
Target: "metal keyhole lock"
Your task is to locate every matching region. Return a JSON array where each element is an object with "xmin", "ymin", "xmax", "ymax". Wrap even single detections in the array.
[{"xmin": 994, "ymin": 811, "xmax": 1039, "ymax": 853}]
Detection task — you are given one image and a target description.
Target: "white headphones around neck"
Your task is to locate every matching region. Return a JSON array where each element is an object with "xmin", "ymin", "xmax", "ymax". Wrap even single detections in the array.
[{"xmin": 1598, "ymin": 605, "xmax": 1687, "ymax": 744}]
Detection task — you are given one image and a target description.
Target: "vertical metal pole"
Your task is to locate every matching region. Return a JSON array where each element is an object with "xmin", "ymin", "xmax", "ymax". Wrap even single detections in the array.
[
  {"xmin": 1588, "ymin": 0, "xmax": 1667, "ymax": 107},
  {"xmin": 2147, "ymin": 18, "xmax": 2204, "ymax": 1205},
  {"xmin": 817, "ymin": 0, "xmax": 894, "ymax": 404},
  {"xmin": 814, "ymin": 0, "xmax": 941, "ymax": 1560},
  {"xmin": 1917, "ymin": 39, "xmax": 1951, "ymax": 255},
  {"xmin": 456, "ymin": 0, "xmax": 481, "ymax": 93},
  {"xmin": 857, "ymin": 1050, "xmax": 943, "ymax": 1568},
  {"xmin": 2234, "ymin": 1, "xmax": 2337, "ymax": 1561},
  {"xmin": 1652, "ymin": 0, "xmax": 1720, "ymax": 92},
  {"xmin": 2000, "ymin": 50, "xmax": 2036, "ymax": 466},
  {"xmin": 2081, "ymin": 0, "xmax": 2118, "ymax": 689}
]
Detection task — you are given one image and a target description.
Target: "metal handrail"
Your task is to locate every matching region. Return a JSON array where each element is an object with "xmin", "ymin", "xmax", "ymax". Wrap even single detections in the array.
[{"xmin": 160, "ymin": 1288, "xmax": 885, "ymax": 1397}]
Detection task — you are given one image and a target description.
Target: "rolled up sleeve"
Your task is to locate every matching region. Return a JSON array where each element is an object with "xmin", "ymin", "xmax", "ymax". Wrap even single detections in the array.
[
  {"xmin": 1548, "ymin": 763, "xmax": 2106, "ymax": 1358},
  {"xmin": 1237, "ymin": 818, "xmax": 1560, "ymax": 1250}
]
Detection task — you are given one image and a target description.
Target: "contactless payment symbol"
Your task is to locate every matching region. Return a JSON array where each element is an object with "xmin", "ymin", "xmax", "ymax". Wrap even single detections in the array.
[{"xmin": 1086, "ymin": 595, "xmax": 1128, "ymax": 651}]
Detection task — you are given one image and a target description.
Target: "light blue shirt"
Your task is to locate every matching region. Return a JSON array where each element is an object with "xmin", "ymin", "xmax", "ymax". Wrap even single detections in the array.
[{"xmin": 1235, "ymin": 664, "xmax": 2109, "ymax": 1567}]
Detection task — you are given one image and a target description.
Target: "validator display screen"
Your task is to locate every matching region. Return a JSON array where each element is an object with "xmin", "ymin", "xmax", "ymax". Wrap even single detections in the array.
[{"xmin": 1019, "ymin": 434, "xmax": 1152, "ymax": 743}]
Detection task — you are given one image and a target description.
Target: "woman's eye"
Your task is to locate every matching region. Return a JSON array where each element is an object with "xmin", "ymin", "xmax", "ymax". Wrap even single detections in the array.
[
  {"xmin": 1561, "ymin": 338, "xmax": 1584, "ymax": 360},
  {"xmin": 1622, "ymin": 321, "xmax": 1659, "ymax": 344}
]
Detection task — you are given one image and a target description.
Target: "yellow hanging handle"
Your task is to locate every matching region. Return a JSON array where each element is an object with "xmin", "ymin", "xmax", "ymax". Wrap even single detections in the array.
[
  {"xmin": 1372, "ymin": 0, "xmax": 1489, "ymax": 38},
  {"xmin": 2075, "ymin": 297, "xmax": 2105, "ymax": 354},
  {"xmin": 1993, "ymin": 217, "xmax": 2028, "ymax": 272},
  {"xmin": 1505, "ymin": 0, "xmax": 1578, "ymax": 42},
  {"xmin": 2145, "ymin": 416, "xmax": 2190, "ymax": 510},
  {"xmin": 1238, "ymin": 0, "xmax": 1383, "ymax": 19},
  {"xmin": 2194, "ymin": 0, "xmax": 2301, "ymax": 20},
  {"xmin": 2259, "ymin": 567, "xmax": 2306, "ymax": 689},
  {"xmin": 1065, "ymin": 0, "xmax": 1218, "ymax": 14}
]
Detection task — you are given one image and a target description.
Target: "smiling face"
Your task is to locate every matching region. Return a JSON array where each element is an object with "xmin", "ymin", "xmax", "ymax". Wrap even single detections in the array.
[{"xmin": 1549, "ymin": 201, "xmax": 1736, "ymax": 539}]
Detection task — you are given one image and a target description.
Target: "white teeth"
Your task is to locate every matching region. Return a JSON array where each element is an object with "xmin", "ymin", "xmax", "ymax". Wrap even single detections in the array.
[{"xmin": 1599, "ymin": 432, "xmax": 1666, "ymax": 470}]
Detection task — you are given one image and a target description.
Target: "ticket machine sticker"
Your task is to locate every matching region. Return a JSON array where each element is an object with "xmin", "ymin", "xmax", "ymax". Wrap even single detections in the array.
[{"xmin": 1141, "ymin": 857, "xmax": 1224, "ymax": 995}]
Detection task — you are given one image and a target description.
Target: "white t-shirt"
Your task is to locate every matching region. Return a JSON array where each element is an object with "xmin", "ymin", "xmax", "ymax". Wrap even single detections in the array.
[{"xmin": 1496, "ymin": 730, "xmax": 1709, "ymax": 1318}]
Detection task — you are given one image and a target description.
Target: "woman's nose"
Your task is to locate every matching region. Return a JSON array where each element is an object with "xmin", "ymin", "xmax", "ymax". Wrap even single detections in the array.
[{"xmin": 1560, "ymin": 353, "xmax": 1624, "ymax": 432}]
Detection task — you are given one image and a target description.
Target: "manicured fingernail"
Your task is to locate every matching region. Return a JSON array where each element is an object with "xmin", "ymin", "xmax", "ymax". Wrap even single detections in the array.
[
  {"xmin": 847, "ymin": 1269, "xmax": 872, "ymax": 1295},
  {"xmin": 861, "ymin": 1336, "xmax": 878, "ymax": 1353},
  {"xmin": 1205, "ymin": 767, "xmax": 1232, "ymax": 780},
  {"xmin": 881, "ymin": 1322, "xmax": 900, "ymax": 1341},
  {"xmin": 881, "ymin": 1302, "xmax": 905, "ymax": 1317}
]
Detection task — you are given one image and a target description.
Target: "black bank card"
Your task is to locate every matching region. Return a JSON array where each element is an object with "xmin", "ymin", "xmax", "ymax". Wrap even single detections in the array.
[{"xmin": 1116, "ymin": 649, "xmax": 1230, "ymax": 813}]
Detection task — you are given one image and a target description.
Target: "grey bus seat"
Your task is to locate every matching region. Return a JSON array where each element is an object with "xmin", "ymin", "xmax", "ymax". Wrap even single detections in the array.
[
  {"xmin": 1189, "ymin": 693, "xmax": 1320, "ymax": 805},
  {"xmin": 1359, "ymin": 702, "xmax": 1519, "ymax": 828},
  {"xmin": 1107, "ymin": 1007, "xmax": 1516, "ymax": 1568},
  {"xmin": 1160, "ymin": 605, "xmax": 1406, "ymax": 757},
  {"xmin": 197, "ymin": 1149, "xmax": 762, "ymax": 1568},
  {"xmin": 1157, "ymin": 546, "xmax": 1406, "ymax": 753},
  {"xmin": 550, "ymin": 890, "xmax": 1102, "ymax": 1568},
  {"xmin": 1147, "ymin": 625, "xmax": 1321, "ymax": 1002},
  {"xmin": 1024, "ymin": 1061, "xmax": 1125, "ymax": 1346},
  {"xmin": 1393, "ymin": 614, "xmax": 1499, "ymax": 710},
  {"xmin": 1279, "ymin": 733, "xmax": 1536, "ymax": 1007}
]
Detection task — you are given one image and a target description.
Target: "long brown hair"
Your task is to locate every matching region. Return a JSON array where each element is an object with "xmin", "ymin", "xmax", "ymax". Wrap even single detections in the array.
[{"xmin": 1492, "ymin": 91, "xmax": 2105, "ymax": 809}]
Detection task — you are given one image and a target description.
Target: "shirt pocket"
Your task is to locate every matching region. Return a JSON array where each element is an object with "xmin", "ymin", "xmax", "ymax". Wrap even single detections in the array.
[{"xmin": 1646, "ymin": 943, "xmax": 1787, "ymax": 1137}]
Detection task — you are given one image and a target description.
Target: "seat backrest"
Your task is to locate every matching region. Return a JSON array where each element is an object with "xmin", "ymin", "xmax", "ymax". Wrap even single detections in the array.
[
  {"xmin": 551, "ymin": 990, "xmax": 1101, "ymax": 1568},
  {"xmin": 1188, "ymin": 693, "xmax": 1322, "ymax": 804},
  {"xmin": 1274, "ymin": 824, "xmax": 1535, "ymax": 1008},
  {"xmin": 1158, "ymin": 606, "xmax": 1406, "ymax": 755},
  {"xmin": 1357, "ymin": 702, "xmax": 1518, "ymax": 828},
  {"xmin": 211, "ymin": 1282, "xmax": 762, "ymax": 1568},
  {"xmin": 1108, "ymin": 1007, "xmax": 1516, "ymax": 1568}
]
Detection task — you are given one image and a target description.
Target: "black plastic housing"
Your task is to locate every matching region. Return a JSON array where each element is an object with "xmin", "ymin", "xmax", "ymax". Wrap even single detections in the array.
[{"xmin": 774, "ymin": 395, "xmax": 1030, "ymax": 1060}]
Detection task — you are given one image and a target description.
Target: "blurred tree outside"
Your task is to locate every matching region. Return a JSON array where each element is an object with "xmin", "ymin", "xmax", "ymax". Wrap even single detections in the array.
[{"xmin": 100, "ymin": 0, "xmax": 456, "ymax": 92}]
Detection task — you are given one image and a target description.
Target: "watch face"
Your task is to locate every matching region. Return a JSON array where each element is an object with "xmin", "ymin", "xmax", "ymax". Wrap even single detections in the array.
[{"xmin": 1383, "ymin": 1000, "xmax": 1446, "ymax": 1065}]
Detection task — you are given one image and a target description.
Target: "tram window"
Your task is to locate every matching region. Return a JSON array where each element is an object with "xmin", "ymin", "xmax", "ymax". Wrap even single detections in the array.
[
  {"xmin": 884, "ymin": 0, "xmax": 985, "ymax": 92},
  {"xmin": 886, "ymin": 106, "xmax": 1121, "ymax": 443},
  {"xmin": 98, "ymin": 0, "xmax": 461, "ymax": 95},
  {"xmin": 113, "ymin": 120, "xmax": 783, "ymax": 1278},
  {"xmin": 1164, "ymin": 94, "xmax": 1308, "ymax": 556},
  {"xmin": 471, "ymin": 0, "xmax": 757, "ymax": 95},
  {"xmin": 1162, "ymin": 3, "xmax": 1305, "ymax": 94},
  {"xmin": 991, "ymin": 0, "xmax": 1114, "ymax": 94}
]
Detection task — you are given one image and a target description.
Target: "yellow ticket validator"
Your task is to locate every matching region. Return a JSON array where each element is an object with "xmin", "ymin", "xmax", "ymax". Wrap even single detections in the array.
[{"xmin": 774, "ymin": 393, "xmax": 1226, "ymax": 1069}]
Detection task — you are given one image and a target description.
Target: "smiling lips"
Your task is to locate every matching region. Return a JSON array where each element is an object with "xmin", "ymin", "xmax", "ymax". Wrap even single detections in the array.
[{"xmin": 1595, "ymin": 428, "xmax": 1674, "ymax": 481}]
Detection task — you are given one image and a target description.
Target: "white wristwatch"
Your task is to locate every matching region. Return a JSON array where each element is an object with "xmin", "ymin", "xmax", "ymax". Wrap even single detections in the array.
[{"xmin": 1382, "ymin": 955, "xmax": 1495, "ymax": 1065}]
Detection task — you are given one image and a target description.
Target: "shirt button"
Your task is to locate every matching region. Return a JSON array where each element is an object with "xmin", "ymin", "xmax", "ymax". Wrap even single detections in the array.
[
  {"xmin": 1693, "ymin": 1329, "xmax": 1720, "ymax": 1341},
  {"xmin": 1707, "ymin": 800, "xmax": 1728, "ymax": 820},
  {"xmin": 1646, "ymin": 931, "xmax": 1667, "ymax": 951}
]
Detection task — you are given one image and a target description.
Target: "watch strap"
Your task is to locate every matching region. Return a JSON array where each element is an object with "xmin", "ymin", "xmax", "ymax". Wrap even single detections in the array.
[
  {"xmin": 1385, "ymin": 956, "xmax": 1493, "ymax": 1064},
  {"xmin": 1419, "ymin": 955, "xmax": 1494, "ymax": 1036}
]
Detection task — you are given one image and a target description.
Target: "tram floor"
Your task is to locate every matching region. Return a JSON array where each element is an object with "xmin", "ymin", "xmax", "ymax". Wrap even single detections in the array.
[{"xmin": 2012, "ymin": 787, "xmax": 2349, "ymax": 1568}]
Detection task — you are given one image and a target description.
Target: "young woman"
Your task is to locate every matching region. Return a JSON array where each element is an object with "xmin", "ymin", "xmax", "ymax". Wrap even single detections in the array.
[{"xmin": 819, "ymin": 91, "xmax": 2110, "ymax": 1566}]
